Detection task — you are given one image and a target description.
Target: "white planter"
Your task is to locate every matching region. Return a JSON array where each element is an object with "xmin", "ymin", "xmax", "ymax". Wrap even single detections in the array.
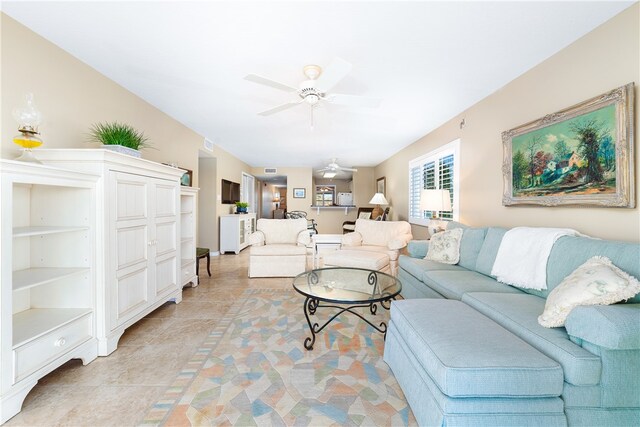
[{"xmin": 103, "ymin": 145, "xmax": 141, "ymax": 158}]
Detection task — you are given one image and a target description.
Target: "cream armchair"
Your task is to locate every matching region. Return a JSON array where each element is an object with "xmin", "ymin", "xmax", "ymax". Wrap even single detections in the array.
[
  {"xmin": 247, "ymin": 218, "xmax": 310, "ymax": 278},
  {"xmin": 339, "ymin": 219, "xmax": 412, "ymax": 275}
]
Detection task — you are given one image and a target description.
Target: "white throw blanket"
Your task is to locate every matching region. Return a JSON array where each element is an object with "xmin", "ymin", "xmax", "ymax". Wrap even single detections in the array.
[{"xmin": 491, "ymin": 227, "xmax": 583, "ymax": 291}]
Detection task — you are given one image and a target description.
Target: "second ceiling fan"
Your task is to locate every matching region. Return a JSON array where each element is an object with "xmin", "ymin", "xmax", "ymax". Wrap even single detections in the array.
[{"xmin": 244, "ymin": 58, "xmax": 381, "ymax": 120}]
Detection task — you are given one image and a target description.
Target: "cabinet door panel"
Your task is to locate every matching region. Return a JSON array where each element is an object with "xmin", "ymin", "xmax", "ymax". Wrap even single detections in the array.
[
  {"xmin": 155, "ymin": 255, "xmax": 177, "ymax": 296},
  {"xmin": 115, "ymin": 267, "xmax": 148, "ymax": 325},
  {"xmin": 115, "ymin": 178, "xmax": 147, "ymax": 221},
  {"xmin": 155, "ymin": 221, "xmax": 177, "ymax": 256},
  {"xmin": 155, "ymin": 184, "xmax": 177, "ymax": 218},
  {"xmin": 116, "ymin": 225, "xmax": 148, "ymax": 269}
]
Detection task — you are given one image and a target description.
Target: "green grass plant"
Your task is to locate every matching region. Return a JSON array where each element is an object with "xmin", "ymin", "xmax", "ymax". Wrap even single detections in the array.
[{"xmin": 88, "ymin": 122, "xmax": 150, "ymax": 150}]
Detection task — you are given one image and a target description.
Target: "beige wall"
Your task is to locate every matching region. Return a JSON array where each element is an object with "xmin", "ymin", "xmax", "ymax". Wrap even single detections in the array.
[
  {"xmin": 1, "ymin": 14, "xmax": 203, "ymax": 185},
  {"xmin": 375, "ymin": 5, "xmax": 639, "ymax": 242},
  {"xmin": 197, "ymin": 156, "xmax": 217, "ymax": 251}
]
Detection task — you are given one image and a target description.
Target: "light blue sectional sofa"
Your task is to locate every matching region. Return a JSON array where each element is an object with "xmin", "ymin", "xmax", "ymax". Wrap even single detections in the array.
[{"xmin": 384, "ymin": 224, "xmax": 640, "ymax": 426}]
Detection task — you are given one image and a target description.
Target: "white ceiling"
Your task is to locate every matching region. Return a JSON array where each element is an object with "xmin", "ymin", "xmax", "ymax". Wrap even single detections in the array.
[{"xmin": 3, "ymin": 1, "xmax": 634, "ymax": 171}]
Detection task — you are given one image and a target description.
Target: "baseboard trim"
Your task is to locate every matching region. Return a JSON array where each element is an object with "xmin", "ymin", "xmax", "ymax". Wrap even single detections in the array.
[{"xmin": 210, "ymin": 251, "xmax": 220, "ymax": 256}]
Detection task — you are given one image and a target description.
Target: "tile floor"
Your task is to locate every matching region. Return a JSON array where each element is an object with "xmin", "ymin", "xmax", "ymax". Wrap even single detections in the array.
[{"xmin": 6, "ymin": 251, "xmax": 291, "ymax": 426}]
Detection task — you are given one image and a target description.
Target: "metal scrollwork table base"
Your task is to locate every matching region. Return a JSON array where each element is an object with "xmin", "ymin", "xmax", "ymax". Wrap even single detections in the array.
[{"xmin": 292, "ymin": 268, "xmax": 402, "ymax": 350}]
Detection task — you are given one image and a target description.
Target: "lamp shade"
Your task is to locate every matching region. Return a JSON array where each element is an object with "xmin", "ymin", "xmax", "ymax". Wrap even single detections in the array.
[
  {"xmin": 369, "ymin": 193, "xmax": 389, "ymax": 205},
  {"xmin": 420, "ymin": 189, "xmax": 452, "ymax": 212}
]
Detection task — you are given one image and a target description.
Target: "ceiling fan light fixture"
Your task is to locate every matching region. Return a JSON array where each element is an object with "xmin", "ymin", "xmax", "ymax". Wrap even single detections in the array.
[
  {"xmin": 304, "ymin": 94, "xmax": 319, "ymax": 105},
  {"xmin": 323, "ymin": 171, "xmax": 337, "ymax": 178}
]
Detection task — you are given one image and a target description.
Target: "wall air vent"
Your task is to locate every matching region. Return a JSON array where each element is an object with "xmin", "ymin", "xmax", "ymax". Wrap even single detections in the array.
[
  {"xmin": 264, "ymin": 168, "xmax": 277, "ymax": 174},
  {"xmin": 203, "ymin": 138, "xmax": 214, "ymax": 152}
]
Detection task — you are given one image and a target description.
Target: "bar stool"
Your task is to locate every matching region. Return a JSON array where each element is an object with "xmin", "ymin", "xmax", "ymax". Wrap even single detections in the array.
[{"xmin": 196, "ymin": 247, "xmax": 211, "ymax": 282}]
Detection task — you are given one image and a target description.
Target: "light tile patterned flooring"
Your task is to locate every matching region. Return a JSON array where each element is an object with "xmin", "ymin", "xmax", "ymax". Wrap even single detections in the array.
[{"xmin": 6, "ymin": 251, "xmax": 293, "ymax": 426}]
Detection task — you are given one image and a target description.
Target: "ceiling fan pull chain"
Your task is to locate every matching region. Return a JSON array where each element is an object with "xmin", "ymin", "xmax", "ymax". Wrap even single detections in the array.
[{"xmin": 310, "ymin": 105, "xmax": 315, "ymax": 131}]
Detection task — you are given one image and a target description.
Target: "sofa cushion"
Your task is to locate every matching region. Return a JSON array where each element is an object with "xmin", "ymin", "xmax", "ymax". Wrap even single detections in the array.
[
  {"xmin": 546, "ymin": 236, "xmax": 640, "ymax": 302},
  {"xmin": 389, "ymin": 299, "xmax": 564, "ymax": 398},
  {"xmin": 250, "ymin": 244, "xmax": 307, "ymax": 256},
  {"xmin": 458, "ymin": 227, "xmax": 487, "ymax": 270},
  {"xmin": 399, "ymin": 256, "xmax": 465, "ymax": 280},
  {"xmin": 474, "ymin": 227, "xmax": 508, "ymax": 276},
  {"xmin": 398, "ymin": 268, "xmax": 446, "ymax": 299},
  {"xmin": 422, "ymin": 270, "xmax": 521, "ymax": 300},
  {"xmin": 462, "ymin": 292, "xmax": 602, "ymax": 386}
]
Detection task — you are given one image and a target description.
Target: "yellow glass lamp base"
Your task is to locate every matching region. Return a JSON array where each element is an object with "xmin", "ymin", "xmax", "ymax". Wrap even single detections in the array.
[{"xmin": 13, "ymin": 136, "xmax": 43, "ymax": 164}]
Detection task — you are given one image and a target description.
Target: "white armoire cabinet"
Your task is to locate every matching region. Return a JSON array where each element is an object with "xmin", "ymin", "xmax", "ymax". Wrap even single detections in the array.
[
  {"xmin": 37, "ymin": 149, "xmax": 184, "ymax": 356},
  {"xmin": 180, "ymin": 187, "xmax": 198, "ymax": 287},
  {"xmin": 220, "ymin": 213, "xmax": 256, "ymax": 254},
  {"xmin": 0, "ymin": 160, "xmax": 99, "ymax": 423}
]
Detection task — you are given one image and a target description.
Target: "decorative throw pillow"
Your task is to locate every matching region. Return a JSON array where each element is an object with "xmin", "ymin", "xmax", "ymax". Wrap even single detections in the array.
[
  {"xmin": 425, "ymin": 228, "xmax": 464, "ymax": 264},
  {"xmin": 538, "ymin": 256, "xmax": 640, "ymax": 328}
]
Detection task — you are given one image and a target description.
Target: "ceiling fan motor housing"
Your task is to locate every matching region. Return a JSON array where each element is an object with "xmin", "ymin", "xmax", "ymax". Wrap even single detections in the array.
[{"xmin": 299, "ymin": 80, "xmax": 323, "ymax": 105}]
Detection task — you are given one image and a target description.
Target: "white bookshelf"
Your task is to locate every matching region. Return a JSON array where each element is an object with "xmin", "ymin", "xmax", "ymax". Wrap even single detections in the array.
[
  {"xmin": 0, "ymin": 160, "xmax": 99, "ymax": 423},
  {"xmin": 180, "ymin": 187, "xmax": 198, "ymax": 287}
]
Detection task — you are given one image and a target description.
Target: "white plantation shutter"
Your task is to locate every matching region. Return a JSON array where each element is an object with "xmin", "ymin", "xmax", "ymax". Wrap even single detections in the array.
[{"xmin": 408, "ymin": 140, "xmax": 460, "ymax": 226}]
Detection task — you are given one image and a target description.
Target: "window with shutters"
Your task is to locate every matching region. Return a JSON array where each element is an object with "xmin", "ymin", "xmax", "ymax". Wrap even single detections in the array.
[{"xmin": 408, "ymin": 139, "xmax": 460, "ymax": 226}]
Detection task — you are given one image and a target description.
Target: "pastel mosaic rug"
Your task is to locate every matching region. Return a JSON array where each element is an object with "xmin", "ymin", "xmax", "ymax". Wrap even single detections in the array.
[{"xmin": 142, "ymin": 289, "xmax": 416, "ymax": 426}]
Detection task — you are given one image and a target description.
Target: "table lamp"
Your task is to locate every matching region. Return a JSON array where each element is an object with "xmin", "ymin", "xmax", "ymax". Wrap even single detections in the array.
[
  {"xmin": 420, "ymin": 189, "xmax": 451, "ymax": 234},
  {"xmin": 369, "ymin": 192, "xmax": 389, "ymax": 219}
]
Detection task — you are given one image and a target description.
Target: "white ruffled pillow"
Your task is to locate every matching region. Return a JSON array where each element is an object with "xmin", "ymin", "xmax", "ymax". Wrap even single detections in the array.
[
  {"xmin": 425, "ymin": 228, "xmax": 463, "ymax": 264},
  {"xmin": 538, "ymin": 256, "xmax": 640, "ymax": 328}
]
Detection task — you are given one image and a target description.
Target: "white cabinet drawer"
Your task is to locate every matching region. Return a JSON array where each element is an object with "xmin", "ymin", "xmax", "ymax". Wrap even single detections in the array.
[
  {"xmin": 182, "ymin": 262, "xmax": 195, "ymax": 286},
  {"xmin": 13, "ymin": 313, "xmax": 92, "ymax": 383},
  {"xmin": 183, "ymin": 263, "xmax": 195, "ymax": 279}
]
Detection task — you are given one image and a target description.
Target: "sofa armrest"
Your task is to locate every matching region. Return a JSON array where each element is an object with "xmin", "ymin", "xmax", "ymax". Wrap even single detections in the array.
[
  {"xmin": 407, "ymin": 240, "xmax": 430, "ymax": 258},
  {"xmin": 248, "ymin": 230, "xmax": 265, "ymax": 246},
  {"xmin": 565, "ymin": 304, "xmax": 640, "ymax": 350},
  {"xmin": 297, "ymin": 230, "xmax": 311, "ymax": 247},
  {"xmin": 342, "ymin": 231, "xmax": 363, "ymax": 247}
]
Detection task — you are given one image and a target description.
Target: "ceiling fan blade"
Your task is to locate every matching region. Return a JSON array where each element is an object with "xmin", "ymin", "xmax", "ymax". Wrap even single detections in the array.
[
  {"xmin": 315, "ymin": 58, "xmax": 352, "ymax": 92},
  {"xmin": 326, "ymin": 93, "xmax": 382, "ymax": 108},
  {"xmin": 338, "ymin": 167, "xmax": 358, "ymax": 172},
  {"xmin": 244, "ymin": 74, "xmax": 298, "ymax": 92},
  {"xmin": 258, "ymin": 100, "xmax": 303, "ymax": 116}
]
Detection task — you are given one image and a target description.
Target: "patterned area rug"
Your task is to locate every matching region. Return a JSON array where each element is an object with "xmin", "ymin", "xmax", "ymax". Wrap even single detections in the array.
[{"xmin": 142, "ymin": 289, "xmax": 416, "ymax": 426}]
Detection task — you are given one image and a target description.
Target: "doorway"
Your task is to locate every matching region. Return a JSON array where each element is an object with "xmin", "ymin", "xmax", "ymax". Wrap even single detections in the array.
[{"xmin": 257, "ymin": 175, "xmax": 287, "ymax": 219}]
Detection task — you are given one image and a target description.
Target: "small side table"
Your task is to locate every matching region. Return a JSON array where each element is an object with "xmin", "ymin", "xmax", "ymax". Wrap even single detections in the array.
[
  {"xmin": 196, "ymin": 247, "xmax": 211, "ymax": 282},
  {"xmin": 311, "ymin": 234, "xmax": 343, "ymax": 268}
]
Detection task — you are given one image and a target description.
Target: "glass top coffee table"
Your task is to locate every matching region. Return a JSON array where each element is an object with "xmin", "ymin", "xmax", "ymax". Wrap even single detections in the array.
[{"xmin": 292, "ymin": 267, "xmax": 402, "ymax": 350}]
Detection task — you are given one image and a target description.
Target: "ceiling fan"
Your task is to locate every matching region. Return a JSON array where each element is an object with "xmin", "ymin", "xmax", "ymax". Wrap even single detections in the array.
[
  {"xmin": 244, "ymin": 58, "xmax": 381, "ymax": 126},
  {"xmin": 316, "ymin": 158, "xmax": 358, "ymax": 178}
]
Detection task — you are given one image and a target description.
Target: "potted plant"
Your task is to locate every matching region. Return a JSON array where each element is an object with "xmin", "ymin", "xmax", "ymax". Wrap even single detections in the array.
[
  {"xmin": 88, "ymin": 121, "xmax": 150, "ymax": 158},
  {"xmin": 235, "ymin": 202, "xmax": 249, "ymax": 213}
]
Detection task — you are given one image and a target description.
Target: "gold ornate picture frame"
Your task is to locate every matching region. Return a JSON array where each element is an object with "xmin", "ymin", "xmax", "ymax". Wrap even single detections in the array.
[{"xmin": 502, "ymin": 83, "xmax": 634, "ymax": 207}]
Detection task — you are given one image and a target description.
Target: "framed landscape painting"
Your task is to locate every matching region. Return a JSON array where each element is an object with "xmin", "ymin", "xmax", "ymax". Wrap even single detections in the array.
[{"xmin": 502, "ymin": 83, "xmax": 634, "ymax": 207}]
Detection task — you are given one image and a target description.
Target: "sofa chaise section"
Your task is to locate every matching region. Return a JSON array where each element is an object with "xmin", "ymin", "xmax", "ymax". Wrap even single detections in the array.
[{"xmin": 387, "ymin": 225, "xmax": 640, "ymax": 426}]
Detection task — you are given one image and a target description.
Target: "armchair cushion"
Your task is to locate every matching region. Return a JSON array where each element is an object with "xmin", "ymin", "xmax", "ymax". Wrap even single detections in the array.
[
  {"xmin": 250, "ymin": 244, "xmax": 307, "ymax": 256},
  {"xmin": 354, "ymin": 219, "xmax": 412, "ymax": 247},
  {"xmin": 256, "ymin": 218, "xmax": 308, "ymax": 245}
]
